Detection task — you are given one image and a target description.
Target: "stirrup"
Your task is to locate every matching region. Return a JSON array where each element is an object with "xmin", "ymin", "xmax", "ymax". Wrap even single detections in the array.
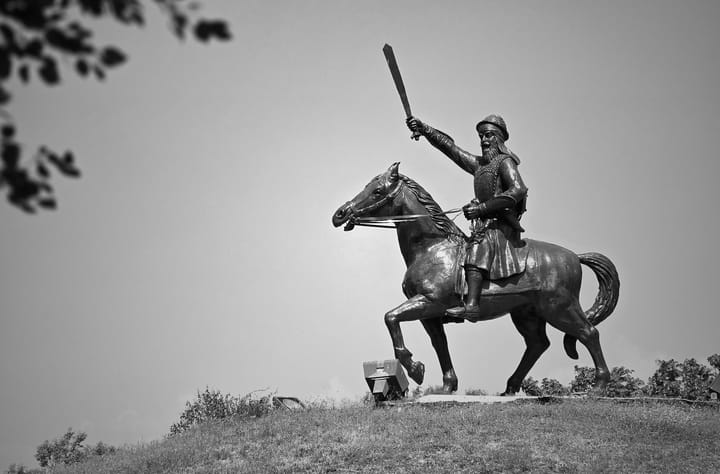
[{"xmin": 445, "ymin": 304, "xmax": 481, "ymax": 319}]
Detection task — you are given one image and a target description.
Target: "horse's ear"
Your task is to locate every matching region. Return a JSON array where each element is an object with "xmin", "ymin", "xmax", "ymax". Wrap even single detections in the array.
[{"xmin": 388, "ymin": 162, "xmax": 400, "ymax": 181}]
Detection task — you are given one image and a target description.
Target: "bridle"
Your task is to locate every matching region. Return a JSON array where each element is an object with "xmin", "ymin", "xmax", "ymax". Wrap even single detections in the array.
[{"xmin": 345, "ymin": 179, "xmax": 461, "ymax": 230}]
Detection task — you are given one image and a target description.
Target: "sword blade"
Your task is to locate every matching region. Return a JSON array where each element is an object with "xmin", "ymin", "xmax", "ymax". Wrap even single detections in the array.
[
  {"xmin": 383, "ymin": 44, "xmax": 413, "ymax": 118},
  {"xmin": 383, "ymin": 44, "xmax": 420, "ymax": 140}
]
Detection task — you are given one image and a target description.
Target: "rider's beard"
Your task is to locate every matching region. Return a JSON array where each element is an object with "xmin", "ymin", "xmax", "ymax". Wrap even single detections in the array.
[{"xmin": 482, "ymin": 144, "xmax": 499, "ymax": 160}]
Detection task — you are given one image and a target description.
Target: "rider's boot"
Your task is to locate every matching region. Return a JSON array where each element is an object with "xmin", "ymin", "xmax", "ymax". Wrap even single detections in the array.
[{"xmin": 446, "ymin": 266, "xmax": 482, "ymax": 319}]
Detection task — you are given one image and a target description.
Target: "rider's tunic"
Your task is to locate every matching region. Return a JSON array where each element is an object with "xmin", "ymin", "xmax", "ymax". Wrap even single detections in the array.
[{"xmin": 468, "ymin": 154, "xmax": 528, "ymax": 280}]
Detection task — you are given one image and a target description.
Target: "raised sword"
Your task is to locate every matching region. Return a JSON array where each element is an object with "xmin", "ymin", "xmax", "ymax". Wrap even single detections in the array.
[{"xmin": 383, "ymin": 44, "xmax": 420, "ymax": 141}]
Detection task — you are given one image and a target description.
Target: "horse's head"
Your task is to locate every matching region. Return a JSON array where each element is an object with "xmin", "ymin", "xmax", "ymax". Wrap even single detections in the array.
[{"xmin": 332, "ymin": 162, "xmax": 402, "ymax": 231}]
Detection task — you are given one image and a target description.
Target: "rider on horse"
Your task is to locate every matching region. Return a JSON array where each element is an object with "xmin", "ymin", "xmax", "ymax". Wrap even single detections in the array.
[{"xmin": 407, "ymin": 114, "xmax": 529, "ymax": 320}]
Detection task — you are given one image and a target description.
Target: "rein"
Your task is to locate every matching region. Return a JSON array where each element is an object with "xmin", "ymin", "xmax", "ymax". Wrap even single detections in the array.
[
  {"xmin": 346, "ymin": 178, "xmax": 462, "ymax": 231},
  {"xmin": 351, "ymin": 208, "xmax": 462, "ymax": 229}
]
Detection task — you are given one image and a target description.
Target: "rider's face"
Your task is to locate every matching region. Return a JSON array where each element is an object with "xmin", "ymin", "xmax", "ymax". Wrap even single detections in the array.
[{"xmin": 478, "ymin": 130, "xmax": 497, "ymax": 152}]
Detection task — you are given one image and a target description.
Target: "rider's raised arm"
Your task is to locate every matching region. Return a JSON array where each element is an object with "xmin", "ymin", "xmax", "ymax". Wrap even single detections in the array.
[{"xmin": 407, "ymin": 118, "xmax": 478, "ymax": 174}]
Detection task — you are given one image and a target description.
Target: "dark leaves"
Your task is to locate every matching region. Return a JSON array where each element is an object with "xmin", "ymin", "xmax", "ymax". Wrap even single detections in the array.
[
  {"xmin": 99, "ymin": 46, "xmax": 127, "ymax": 67},
  {"xmin": 38, "ymin": 56, "xmax": 60, "ymax": 85},
  {"xmin": 93, "ymin": 65, "xmax": 105, "ymax": 81},
  {"xmin": 2, "ymin": 141, "xmax": 20, "ymax": 168},
  {"xmin": 37, "ymin": 161, "xmax": 50, "ymax": 178},
  {"xmin": 109, "ymin": 0, "xmax": 144, "ymax": 25},
  {"xmin": 77, "ymin": 0, "xmax": 105, "ymax": 17},
  {"xmin": 1, "ymin": 125, "xmax": 15, "ymax": 138},
  {"xmin": 26, "ymin": 39, "xmax": 44, "ymax": 58},
  {"xmin": 171, "ymin": 12, "xmax": 188, "ymax": 39},
  {"xmin": 193, "ymin": 20, "xmax": 232, "ymax": 42},
  {"xmin": 47, "ymin": 151, "xmax": 81, "ymax": 177},
  {"xmin": 19, "ymin": 64, "xmax": 30, "ymax": 83},
  {"xmin": 37, "ymin": 197, "xmax": 57, "ymax": 209},
  {"xmin": 0, "ymin": 48, "xmax": 10, "ymax": 80},
  {"xmin": 1, "ymin": 0, "xmax": 233, "ymax": 214},
  {"xmin": 0, "ymin": 85, "xmax": 10, "ymax": 104},
  {"xmin": 45, "ymin": 27, "xmax": 94, "ymax": 54},
  {"xmin": 0, "ymin": 23, "xmax": 16, "ymax": 49},
  {"xmin": 75, "ymin": 58, "xmax": 89, "ymax": 76}
]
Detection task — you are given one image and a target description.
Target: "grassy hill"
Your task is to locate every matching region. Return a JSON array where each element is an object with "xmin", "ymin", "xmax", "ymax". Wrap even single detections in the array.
[{"xmin": 51, "ymin": 399, "xmax": 720, "ymax": 473}]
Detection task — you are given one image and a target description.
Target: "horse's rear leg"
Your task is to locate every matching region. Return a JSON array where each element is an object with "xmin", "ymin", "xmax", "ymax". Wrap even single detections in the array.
[
  {"xmin": 421, "ymin": 319, "xmax": 457, "ymax": 393},
  {"xmin": 502, "ymin": 310, "xmax": 550, "ymax": 395},
  {"xmin": 545, "ymin": 300, "xmax": 610, "ymax": 389},
  {"xmin": 385, "ymin": 295, "xmax": 444, "ymax": 385}
]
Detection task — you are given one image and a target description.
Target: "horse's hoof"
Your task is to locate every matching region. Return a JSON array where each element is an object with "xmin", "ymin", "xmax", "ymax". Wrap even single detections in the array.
[
  {"xmin": 408, "ymin": 361, "xmax": 425, "ymax": 385},
  {"xmin": 442, "ymin": 371, "xmax": 458, "ymax": 393},
  {"xmin": 500, "ymin": 385, "xmax": 519, "ymax": 396}
]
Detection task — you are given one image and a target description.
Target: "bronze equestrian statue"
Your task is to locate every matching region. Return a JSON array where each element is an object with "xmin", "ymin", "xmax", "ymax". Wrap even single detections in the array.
[{"xmin": 332, "ymin": 160, "xmax": 619, "ymax": 394}]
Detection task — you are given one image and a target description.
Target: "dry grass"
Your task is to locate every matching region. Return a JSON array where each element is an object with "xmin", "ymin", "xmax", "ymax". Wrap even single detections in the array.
[{"xmin": 53, "ymin": 399, "xmax": 720, "ymax": 473}]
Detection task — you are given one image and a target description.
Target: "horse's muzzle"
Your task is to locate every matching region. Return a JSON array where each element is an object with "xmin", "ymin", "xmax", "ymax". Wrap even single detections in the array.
[{"xmin": 332, "ymin": 202, "xmax": 354, "ymax": 231}]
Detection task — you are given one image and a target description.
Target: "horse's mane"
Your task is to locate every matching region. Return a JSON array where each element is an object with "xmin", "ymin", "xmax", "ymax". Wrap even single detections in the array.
[{"xmin": 400, "ymin": 175, "xmax": 466, "ymax": 241}]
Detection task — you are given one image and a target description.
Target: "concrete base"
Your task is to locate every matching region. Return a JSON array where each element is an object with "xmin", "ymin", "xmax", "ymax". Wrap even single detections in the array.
[{"xmin": 415, "ymin": 394, "xmax": 540, "ymax": 404}]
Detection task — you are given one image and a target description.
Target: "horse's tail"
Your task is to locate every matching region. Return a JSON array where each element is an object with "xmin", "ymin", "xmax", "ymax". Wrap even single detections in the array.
[{"xmin": 563, "ymin": 252, "xmax": 620, "ymax": 359}]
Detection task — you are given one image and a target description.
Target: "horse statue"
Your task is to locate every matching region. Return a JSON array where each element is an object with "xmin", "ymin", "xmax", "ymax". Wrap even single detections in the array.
[{"xmin": 332, "ymin": 162, "xmax": 619, "ymax": 395}]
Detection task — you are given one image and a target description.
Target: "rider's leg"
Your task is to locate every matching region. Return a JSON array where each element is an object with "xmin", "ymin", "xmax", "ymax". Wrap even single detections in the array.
[{"xmin": 446, "ymin": 265, "xmax": 483, "ymax": 317}]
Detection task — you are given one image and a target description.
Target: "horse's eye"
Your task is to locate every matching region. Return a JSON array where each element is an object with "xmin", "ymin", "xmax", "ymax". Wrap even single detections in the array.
[{"xmin": 373, "ymin": 188, "xmax": 384, "ymax": 195}]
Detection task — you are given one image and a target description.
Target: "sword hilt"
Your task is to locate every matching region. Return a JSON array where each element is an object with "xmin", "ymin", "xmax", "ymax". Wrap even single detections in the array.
[{"xmin": 411, "ymin": 130, "xmax": 420, "ymax": 141}]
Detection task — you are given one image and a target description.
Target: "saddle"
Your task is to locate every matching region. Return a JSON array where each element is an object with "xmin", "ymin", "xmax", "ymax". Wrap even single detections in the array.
[{"xmin": 454, "ymin": 240, "xmax": 540, "ymax": 296}]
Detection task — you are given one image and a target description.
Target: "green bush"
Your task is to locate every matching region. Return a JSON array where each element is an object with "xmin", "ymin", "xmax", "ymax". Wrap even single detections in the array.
[
  {"xmin": 570, "ymin": 366, "xmax": 596, "ymax": 393},
  {"xmin": 34, "ymin": 428, "xmax": 115, "ymax": 468},
  {"xmin": 540, "ymin": 378, "xmax": 569, "ymax": 396},
  {"xmin": 645, "ymin": 358, "xmax": 716, "ymax": 400},
  {"xmin": 169, "ymin": 388, "xmax": 274, "ymax": 435},
  {"xmin": 605, "ymin": 366, "xmax": 645, "ymax": 397},
  {"xmin": 708, "ymin": 354, "xmax": 720, "ymax": 372},
  {"xmin": 521, "ymin": 377, "xmax": 542, "ymax": 396},
  {"xmin": 569, "ymin": 366, "xmax": 644, "ymax": 397},
  {"xmin": 464, "ymin": 387, "xmax": 488, "ymax": 396}
]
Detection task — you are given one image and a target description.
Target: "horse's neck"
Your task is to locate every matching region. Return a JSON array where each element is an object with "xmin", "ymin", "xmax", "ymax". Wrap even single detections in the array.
[{"xmin": 395, "ymin": 189, "xmax": 448, "ymax": 266}]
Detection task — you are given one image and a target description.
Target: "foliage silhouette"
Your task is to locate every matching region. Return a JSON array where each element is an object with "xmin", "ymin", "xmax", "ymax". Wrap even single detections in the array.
[
  {"xmin": 645, "ymin": 357, "xmax": 717, "ymax": 400},
  {"xmin": 34, "ymin": 428, "xmax": 115, "ymax": 468},
  {"xmin": 169, "ymin": 387, "xmax": 275, "ymax": 435},
  {"xmin": 0, "ymin": 0, "xmax": 231, "ymax": 213}
]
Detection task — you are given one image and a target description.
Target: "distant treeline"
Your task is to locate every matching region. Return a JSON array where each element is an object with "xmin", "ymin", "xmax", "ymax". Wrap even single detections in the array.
[{"xmin": 512, "ymin": 355, "xmax": 718, "ymax": 399}]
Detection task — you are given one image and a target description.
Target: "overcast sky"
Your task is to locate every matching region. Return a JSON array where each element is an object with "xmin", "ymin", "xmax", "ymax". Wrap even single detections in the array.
[{"xmin": 2, "ymin": 0, "xmax": 720, "ymax": 468}]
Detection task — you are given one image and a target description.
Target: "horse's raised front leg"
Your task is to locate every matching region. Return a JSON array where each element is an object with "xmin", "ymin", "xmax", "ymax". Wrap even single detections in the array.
[
  {"xmin": 421, "ymin": 319, "xmax": 458, "ymax": 393},
  {"xmin": 384, "ymin": 295, "xmax": 445, "ymax": 385}
]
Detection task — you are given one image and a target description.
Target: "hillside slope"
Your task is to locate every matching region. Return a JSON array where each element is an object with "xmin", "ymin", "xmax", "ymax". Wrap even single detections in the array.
[{"xmin": 52, "ymin": 400, "xmax": 720, "ymax": 473}]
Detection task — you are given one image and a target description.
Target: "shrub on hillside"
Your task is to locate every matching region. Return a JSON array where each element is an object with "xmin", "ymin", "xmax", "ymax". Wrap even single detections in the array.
[
  {"xmin": 521, "ymin": 377, "xmax": 542, "ymax": 396},
  {"xmin": 707, "ymin": 354, "xmax": 720, "ymax": 372},
  {"xmin": 645, "ymin": 358, "xmax": 715, "ymax": 400},
  {"xmin": 464, "ymin": 388, "xmax": 488, "ymax": 396},
  {"xmin": 540, "ymin": 378, "xmax": 569, "ymax": 396},
  {"xmin": 169, "ymin": 388, "xmax": 274, "ymax": 435},
  {"xmin": 570, "ymin": 366, "xmax": 644, "ymax": 396},
  {"xmin": 520, "ymin": 377, "xmax": 569, "ymax": 396},
  {"xmin": 570, "ymin": 366, "xmax": 596, "ymax": 393},
  {"xmin": 605, "ymin": 366, "xmax": 645, "ymax": 397},
  {"xmin": 34, "ymin": 428, "xmax": 115, "ymax": 468}
]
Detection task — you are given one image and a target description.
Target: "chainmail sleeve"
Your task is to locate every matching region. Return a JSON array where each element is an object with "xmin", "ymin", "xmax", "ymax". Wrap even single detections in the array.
[{"xmin": 421, "ymin": 125, "xmax": 478, "ymax": 174}]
